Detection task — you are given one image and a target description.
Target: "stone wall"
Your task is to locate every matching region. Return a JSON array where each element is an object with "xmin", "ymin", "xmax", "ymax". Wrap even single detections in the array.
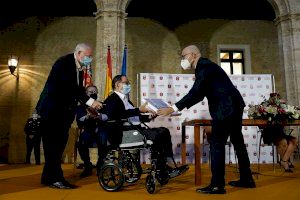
[{"xmin": 0, "ymin": 16, "xmax": 281, "ymax": 163}]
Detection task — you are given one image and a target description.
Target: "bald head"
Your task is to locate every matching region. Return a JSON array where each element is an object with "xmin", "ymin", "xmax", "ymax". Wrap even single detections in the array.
[
  {"xmin": 181, "ymin": 45, "xmax": 201, "ymax": 69},
  {"xmin": 182, "ymin": 45, "xmax": 201, "ymax": 56}
]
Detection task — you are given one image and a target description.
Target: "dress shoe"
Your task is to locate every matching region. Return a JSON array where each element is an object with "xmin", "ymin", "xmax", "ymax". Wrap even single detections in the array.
[
  {"xmin": 196, "ymin": 185, "xmax": 226, "ymax": 194},
  {"xmin": 168, "ymin": 165, "xmax": 189, "ymax": 178},
  {"xmin": 49, "ymin": 181, "xmax": 75, "ymax": 189},
  {"xmin": 80, "ymin": 168, "xmax": 93, "ymax": 178},
  {"xmin": 228, "ymin": 179, "xmax": 256, "ymax": 188},
  {"xmin": 61, "ymin": 180, "xmax": 79, "ymax": 189}
]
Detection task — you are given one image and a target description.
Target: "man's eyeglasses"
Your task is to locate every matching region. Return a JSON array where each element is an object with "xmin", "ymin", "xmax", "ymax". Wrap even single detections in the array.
[{"xmin": 181, "ymin": 52, "xmax": 192, "ymax": 59}]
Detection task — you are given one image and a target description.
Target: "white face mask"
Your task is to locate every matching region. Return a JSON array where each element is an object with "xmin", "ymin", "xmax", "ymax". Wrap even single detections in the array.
[{"xmin": 181, "ymin": 59, "xmax": 192, "ymax": 70}]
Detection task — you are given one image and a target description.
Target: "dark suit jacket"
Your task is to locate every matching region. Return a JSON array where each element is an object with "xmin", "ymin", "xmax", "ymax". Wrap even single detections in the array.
[
  {"xmin": 103, "ymin": 92, "xmax": 141, "ymax": 146},
  {"xmin": 36, "ymin": 53, "xmax": 89, "ymax": 127},
  {"xmin": 175, "ymin": 58, "xmax": 245, "ymax": 121}
]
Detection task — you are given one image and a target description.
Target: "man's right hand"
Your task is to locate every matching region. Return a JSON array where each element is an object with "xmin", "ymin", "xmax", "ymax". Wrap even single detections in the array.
[{"xmin": 91, "ymin": 100, "xmax": 103, "ymax": 110}]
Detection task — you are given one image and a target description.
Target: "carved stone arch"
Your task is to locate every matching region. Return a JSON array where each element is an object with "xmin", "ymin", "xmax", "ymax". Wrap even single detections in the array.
[{"xmin": 267, "ymin": 0, "xmax": 289, "ymax": 17}]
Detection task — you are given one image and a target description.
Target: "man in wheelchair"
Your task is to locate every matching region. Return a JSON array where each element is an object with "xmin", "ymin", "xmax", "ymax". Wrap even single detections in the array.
[
  {"xmin": 76, "ymin": 85, "xmax": 108, "ymax": 178},
  {"xmin": 102, "ymin": 75, "xmax": 188, "ymax": 182}
]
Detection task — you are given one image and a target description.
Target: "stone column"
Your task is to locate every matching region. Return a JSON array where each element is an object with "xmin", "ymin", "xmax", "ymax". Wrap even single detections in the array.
[
  {"xmin": 93, "ymin": 0, "xmax": 130, "ymax": 98},
  {"xmin": 275, "ymin": 13, "xmax": 300, "ymax": 106}
]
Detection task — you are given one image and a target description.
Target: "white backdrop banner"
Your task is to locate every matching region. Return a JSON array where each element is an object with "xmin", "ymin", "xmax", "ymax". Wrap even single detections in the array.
[{"xmin": 138, "ymin": 73, "xmax": 274, "ymax": 164}]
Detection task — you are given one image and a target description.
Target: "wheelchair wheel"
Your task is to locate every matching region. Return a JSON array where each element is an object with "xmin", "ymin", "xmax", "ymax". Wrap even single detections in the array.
[
  {"xmin": 156, "ymin": 170, "xmax": 169, "ymax": 186},
  {"xmin": 145, "ymin": 174, "xmax": 156, "ymax": 194},
  {"xmin": 98, "ymin": 163, "xmax": 124, "ymax": 192},
  {"xmin": 123, "ymin": 158, "xmax": 142, "ymax": 184}
]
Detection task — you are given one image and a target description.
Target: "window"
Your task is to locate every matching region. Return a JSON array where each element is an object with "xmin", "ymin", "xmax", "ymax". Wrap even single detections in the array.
[{"xmin": 220, "ymin": 50, "xmax": 245, "ymax": 75}]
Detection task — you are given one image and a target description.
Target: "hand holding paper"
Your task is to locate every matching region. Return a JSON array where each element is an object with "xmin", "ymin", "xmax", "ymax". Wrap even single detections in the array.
[{"xmin": 157, "ymin": 107, "xmax": 175, "ymax": 116}]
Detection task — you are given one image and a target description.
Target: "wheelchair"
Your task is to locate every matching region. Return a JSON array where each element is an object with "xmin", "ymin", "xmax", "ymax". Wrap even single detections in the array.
[{"xmin": 97, "ymin": 120, "xmax": 189, "ymax": 194}]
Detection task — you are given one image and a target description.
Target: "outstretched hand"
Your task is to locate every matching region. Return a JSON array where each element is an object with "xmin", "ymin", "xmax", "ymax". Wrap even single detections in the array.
[{"xmin": 157, "ymin": 107, "xmax": 174, "ymax": 116}]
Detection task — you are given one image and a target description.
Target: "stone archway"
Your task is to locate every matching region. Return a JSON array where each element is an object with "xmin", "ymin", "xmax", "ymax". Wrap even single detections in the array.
[{"xmin": 267, "ymin": 0, "xmax": 300, "ymax": 105}]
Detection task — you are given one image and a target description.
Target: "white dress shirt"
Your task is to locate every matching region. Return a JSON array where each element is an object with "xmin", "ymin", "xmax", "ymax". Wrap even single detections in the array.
[{"xmin": 114, "ymin": 91, "xmax": 140, "ymax": 125}]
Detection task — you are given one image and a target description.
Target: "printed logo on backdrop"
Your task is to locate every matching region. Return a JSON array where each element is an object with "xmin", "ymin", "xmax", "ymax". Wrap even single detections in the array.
[{"xmin": 139, "ymin": 73, "xmax": 274, "ymax": 164}]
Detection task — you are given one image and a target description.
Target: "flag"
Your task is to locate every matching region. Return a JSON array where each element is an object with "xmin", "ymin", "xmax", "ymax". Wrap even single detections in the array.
[
  {"xmin": 104, "ymin": 46, "xmax": 112, "ymax": 98},
  {"xmin": 83, "ymin": 65, "xmax": 92, "ymax": 87},
  {"xmin": 121, "ymin": 45, "xmax": 127, "ymax": 75}
]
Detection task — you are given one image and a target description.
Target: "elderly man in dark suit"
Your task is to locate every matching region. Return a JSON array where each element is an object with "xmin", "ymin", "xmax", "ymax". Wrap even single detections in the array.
[
  {"xmin": 36, "ymin": 43, "xmax": 103, "ymax": 189},
  {"xmin": 103, "ymin": 75, "xmax": 188, "ymax": 180},
  {"xmin": 158, "ymin": 45, "xmax": 255, "ymax": 194}
]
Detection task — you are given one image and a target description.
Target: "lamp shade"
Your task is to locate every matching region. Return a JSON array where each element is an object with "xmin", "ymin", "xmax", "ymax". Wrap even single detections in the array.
[{"xmin": 8, "ymin": 56, "xmax": 18, "ymax": 67}]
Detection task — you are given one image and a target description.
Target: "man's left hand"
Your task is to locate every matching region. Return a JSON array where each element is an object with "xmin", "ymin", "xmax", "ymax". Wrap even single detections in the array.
[{"xmin": 157, "ymin": 107, "xmax": 174, "ymax": 116}]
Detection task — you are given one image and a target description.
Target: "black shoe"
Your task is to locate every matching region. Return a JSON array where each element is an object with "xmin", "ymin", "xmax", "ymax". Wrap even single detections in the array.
[
  {"xmin": 289, "ymin": 162, "xmax": 295, "ymax": 169},
  {"xmin": 48, "ymin": 181, "xmax": 77, "ymax": 189},
  {"xmin": 196, "ymin": 185, "xmax": 226, "ymax": 194},
  {"xmin": 61, "ymin": 180, "xmax": 79, "ymax": 189},
  {"xmin": 228, "ymin": 179, "xmax": 256, "ymax": 188}
]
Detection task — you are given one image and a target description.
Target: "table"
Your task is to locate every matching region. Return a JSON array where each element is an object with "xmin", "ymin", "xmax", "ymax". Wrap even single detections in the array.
[{"xmin": 181, "ymin": 119, "xmax": 300, "ymax": 185}]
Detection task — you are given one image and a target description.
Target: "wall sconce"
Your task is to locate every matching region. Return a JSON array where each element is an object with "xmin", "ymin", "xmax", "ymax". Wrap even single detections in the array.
[{"xmin": 8, "ymin": 56, "xmax": 19, "ymax": 78}]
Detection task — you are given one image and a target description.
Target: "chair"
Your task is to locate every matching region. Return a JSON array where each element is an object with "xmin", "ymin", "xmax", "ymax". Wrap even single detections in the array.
[
  {"xmin": 203, "ymin": 128, "xmax": 238, "ymax": 170},
  {"xmin": 257, "ymin": 127, "xmax": 277, "ymax": 173}
]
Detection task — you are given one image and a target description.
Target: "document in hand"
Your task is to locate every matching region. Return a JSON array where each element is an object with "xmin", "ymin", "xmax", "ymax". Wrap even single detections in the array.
[{"xmin": 142, "ymin": 98, "xmax": 181, "ymax": 116}]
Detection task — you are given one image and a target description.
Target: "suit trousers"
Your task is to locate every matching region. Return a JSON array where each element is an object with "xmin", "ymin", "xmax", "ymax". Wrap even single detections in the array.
[
  {"xmin": 77, "ymin": 127, "xmax": 108, "ymax": 168},
  {"xmin": 142, "ymin": 127, "xmax": 173, "ymax": 158},
  {"xmin": 41, "ymin": 121, "xmax": 69, "ymax": 184},
  {"xmin": 210, "ymin": 109, "xmax": 252, "ymax": 187},
  {"xmin": 26, "ymin": 135, "xmax": 41, "ymax": 164}
]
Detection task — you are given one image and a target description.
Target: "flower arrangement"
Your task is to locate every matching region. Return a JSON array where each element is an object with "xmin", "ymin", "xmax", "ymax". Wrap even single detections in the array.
[{"xmin": 248, "ymin": 92, "xmax": 300, "ymax": 123}]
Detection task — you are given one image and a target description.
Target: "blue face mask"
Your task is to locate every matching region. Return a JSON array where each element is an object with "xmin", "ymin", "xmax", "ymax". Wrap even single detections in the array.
[
  {"xmin": 81, "ymin": 56, "xmax": 92, "ymax": 66},
  {"xmin": 121, "ymin": 84, "xmax": 131, "ymax": 95}
]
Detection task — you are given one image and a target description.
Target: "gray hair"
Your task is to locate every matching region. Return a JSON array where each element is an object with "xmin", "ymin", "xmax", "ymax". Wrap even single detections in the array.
[{"xmin": 74, "ymin": 43, "xmax": 92, "ymax": 54}]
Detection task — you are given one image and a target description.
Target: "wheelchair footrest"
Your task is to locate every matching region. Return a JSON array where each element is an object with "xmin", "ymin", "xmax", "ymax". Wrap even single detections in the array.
[{"xmin": 169, "ymin": 165, "xmax": 189, "ymax": 178}]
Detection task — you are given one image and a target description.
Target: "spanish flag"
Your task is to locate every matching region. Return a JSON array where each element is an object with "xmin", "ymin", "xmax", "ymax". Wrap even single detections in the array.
[
  {"xmin": 83, "ymin": 65, "xmax": 92, "ymax": 87},
  {"xmin": 104, "ymin": 46, "xmax": 112, "ymax": 98}
]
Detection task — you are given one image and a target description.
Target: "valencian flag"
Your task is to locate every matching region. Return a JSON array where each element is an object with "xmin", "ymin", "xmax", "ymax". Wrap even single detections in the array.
[
  {"xmin": 121, "ymin": 45, "xmax": 127, "ymax": 75},
  {"xmin": 104, "ymin": 46, "xmax": 112, "ymax": 98},
  {"xmin": 83, "ymin": 65, "xmax": 93, "ymax": 87}
]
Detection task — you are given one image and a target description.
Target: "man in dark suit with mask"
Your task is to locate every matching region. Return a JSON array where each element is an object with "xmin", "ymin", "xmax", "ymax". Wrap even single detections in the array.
[
  {"xmin": 76, "ymin": 85, "xmax": 108, "ymax": 178},
  {"xmin": 158, "ymin": 45, "xmax": 255, "ymax": 194},
  {"xmin": 36, "ymin": 43, "xmax": 103, "ymax": 189}
]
